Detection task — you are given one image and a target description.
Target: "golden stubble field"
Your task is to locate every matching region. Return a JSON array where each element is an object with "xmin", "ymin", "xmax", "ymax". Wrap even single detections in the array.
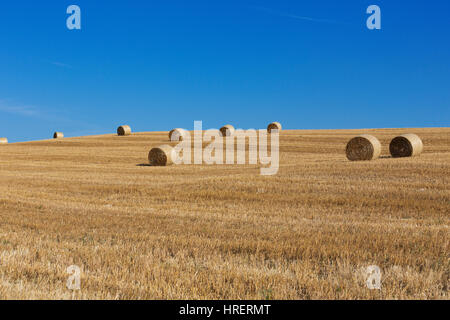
[{"xmin": 0, "ymin": 127, "xmax": 448, "ymax": 299}]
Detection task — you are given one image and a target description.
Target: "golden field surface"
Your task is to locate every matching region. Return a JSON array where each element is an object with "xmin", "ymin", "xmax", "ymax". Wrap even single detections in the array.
[{"xmin": 0, "ymin": 127, "xmax": 448, "ymax": 299}]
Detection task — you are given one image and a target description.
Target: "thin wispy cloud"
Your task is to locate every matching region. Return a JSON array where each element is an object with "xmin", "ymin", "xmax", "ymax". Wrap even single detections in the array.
[
  {"xmin": 251, "ymin": 6, "xmax": 340, "ymax": 25},
  {"xmin": 0, "ymin": 100, "xmax": 40, "ymax": 117},
  {"xmin": 0, "ymin": 99, "xmax": 69, "ymax": 123},
  {"xmin": 0, "ymin": 99, "xmax": 99, "ymax": 132}
]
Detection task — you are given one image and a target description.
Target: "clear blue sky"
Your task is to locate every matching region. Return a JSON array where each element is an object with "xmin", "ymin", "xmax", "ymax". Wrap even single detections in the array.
[{"xmin": 1, "ymin": 1, "xmax": 449, "ymax": 142}]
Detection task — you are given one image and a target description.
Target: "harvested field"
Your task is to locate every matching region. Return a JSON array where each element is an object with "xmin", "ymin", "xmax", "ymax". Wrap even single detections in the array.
[{"xmin": 0, "ymin": 128, "xmax": 448, "ymax": 299}]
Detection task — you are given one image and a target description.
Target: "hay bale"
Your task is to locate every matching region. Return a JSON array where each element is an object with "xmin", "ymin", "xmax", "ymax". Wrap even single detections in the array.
[
  {"xmin": 389, "ymin": 134, "xmax": 423, "ymax": 158},
  {"xmin": 0, "ymin": 138, "xmax": 7, "ymax": 144},
  {"xmin": 148, "ymin": 145, "xmax": 175, "ymax": 166},
  {"xmin": 53, "ymin": 132, "xmax": 64, "ymax": 139},
  {"xmin": 220, "ymin": 124, "xmax": 235, "ymax": 137},
  {"xmin": 346, "ymin": 134, "xmax": 381, "ymax": 161},
  {"xmin": 117, "ymin": 125, "xmax": 131, "ymax": 136},
  {"xmin": 267, "ymin": 122, "xmax": 282, "ymax": 133},
  {"xmin": 169, "ymin": 128, "xmax": 188, "ymax": 141}
]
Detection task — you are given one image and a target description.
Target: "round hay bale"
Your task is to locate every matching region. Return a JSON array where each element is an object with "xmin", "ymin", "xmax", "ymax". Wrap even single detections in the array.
[
  {"xmin": 346, "ymin": 134, "xmax": 381, "ymax": 161},
  {"xmin": 53, "ymin": 132, "xmax": 64, "ymax": 139},
  {"xmin": 169, "ymin": 128, "xmax": 188, "ymax": 141},
  {"xmin": 389, "ymin": 134, "xmax": 423, "ymax": 158},
  {"xmin": 117, "ymin": 125, "xmax": 131, "ymax": 136},
  {"xmin": 0, "ymin": 138, "xmax": 8, "ymax": 144},
  {"xmin": 267, "ymin": 122, "xmax": 282, "ymax": 133},
  {"xmin": 220, "ymin": 124, "xmax": 235, "ymax": 137},
  {"xmin": 148, "ymin": 145, "xmax": 175, "ymax": 166}
]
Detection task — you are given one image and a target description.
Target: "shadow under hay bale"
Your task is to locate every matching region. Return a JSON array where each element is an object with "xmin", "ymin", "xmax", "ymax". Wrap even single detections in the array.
[
  {"xmin": 117, "ymin": 125, "xmax": 131, "ymax": 136},
  {"xmin": 267, "ymin": 122, "xmax": 282, "ymax": 133},
  {"xmin": 220, "ymin": 124, "xmax": 235, "ymax": 137},
  {"xmin": 346, "ymin": 134, "xmax": 381, "ymax": 161},
  {"xmin": 148, "ymin": 145, "xmax": 175, "ymax": 166},
  {"xmin": 53, "ymin": 132, "xmax": 64, "ymax": 139},
  {"xmin": 390, "ymin": 133, "xmax": 423, "ymax": 158}
]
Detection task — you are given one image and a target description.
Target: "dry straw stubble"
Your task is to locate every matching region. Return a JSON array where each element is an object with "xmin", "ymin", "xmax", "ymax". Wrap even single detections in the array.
[
  {"xmin": 389, "ymin": 133, "xmax": 423, "ymax": 158},
  {"xmin": 346, "ymin": 134, "xmax": 381, "ymax": 161},
  {"xmin": 148, "ymin": 145, "xmax": 176, "ymax": 166},
  {"xmin": 0, "ymin": 127, "xmax": 448, "ymax": 299},
  {"xmin": 117, "ymin": 125, "xmax": 132, "ymax": 136}
]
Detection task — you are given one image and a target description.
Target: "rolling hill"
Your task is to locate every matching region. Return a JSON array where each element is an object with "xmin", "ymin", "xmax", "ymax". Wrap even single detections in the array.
[{"xmin": 0, "ymin": 127, "xmax": 448, "ymax": 299}]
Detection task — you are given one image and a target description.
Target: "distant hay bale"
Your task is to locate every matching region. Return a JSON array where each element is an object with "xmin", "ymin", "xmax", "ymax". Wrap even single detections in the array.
[
  {"xmin": 0, "ymin": 138, "xmax": 7, "ymax": 144},
  {"xmin": 169, "ymin": 128, "xmax": 188, "ymax": 141},
  {"xmin": 53, "ymin": 132, "xmax": 64, "ymax": 139},
  {"xmin": 220, "ymin": 124, "xmax": 235, "ymax": 137},
  {"xmin": 148, "ymin": 145, "xmax": 175, "ymax": 166},
  {"xmin": 267, "ymin": 122, "xmax": 282, "ymax": 133},
  {"xmin": 390, "ymin": 134, "xmax": 423, "ymax": 158},
  {"xmin": 117, "ymin": 125, "xmax": 131, "ymax": 136},
  {"xmin": 346, "ymin": 134, "xmax": 381, "ymax": 161}
]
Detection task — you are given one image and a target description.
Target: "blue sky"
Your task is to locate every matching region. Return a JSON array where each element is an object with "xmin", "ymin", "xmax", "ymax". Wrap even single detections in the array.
[{"xmin": 0, "ymin": 1, "xmax": 449, "ymax": 142}]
